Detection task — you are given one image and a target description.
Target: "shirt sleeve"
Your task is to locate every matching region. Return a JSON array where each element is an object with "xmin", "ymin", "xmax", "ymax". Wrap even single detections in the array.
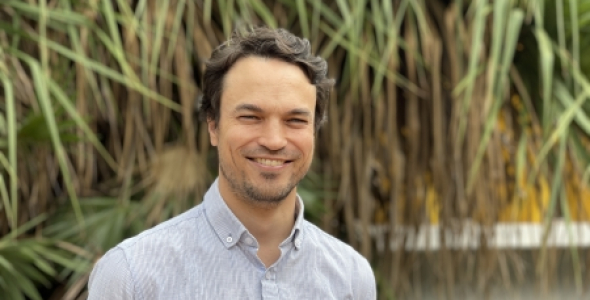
[
  {"xmin": 353, "ymin": 256, "xmax": 377, "ymax": 300},
  {"xmin": 88, "ymin": 247, "xmax": 136, "ymax": 300}
]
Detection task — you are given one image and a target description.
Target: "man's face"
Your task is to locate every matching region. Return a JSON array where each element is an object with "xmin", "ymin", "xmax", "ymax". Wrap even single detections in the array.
[{"xmin": 208, "ymin": 56, "xmax": 316, "ymax": 207}]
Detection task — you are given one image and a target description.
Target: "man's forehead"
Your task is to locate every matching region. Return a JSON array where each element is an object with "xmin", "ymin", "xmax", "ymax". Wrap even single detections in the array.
[
  {"xmin": 225, "ymin": 56, "xmax": 310, "ymax": 81},
  {"xmin": 229, "ymin": 102, "xmax": 314, "ymax": 115}
]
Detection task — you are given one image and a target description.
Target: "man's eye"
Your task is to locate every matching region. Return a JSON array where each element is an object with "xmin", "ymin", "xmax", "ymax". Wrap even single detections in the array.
[
  {"xmin": 288, "ymin": 119, "xmax": 308, "ymax": 124},
  {"xmin": 240, "ymin": 115, "xmax": 259, "ymax": 120}
]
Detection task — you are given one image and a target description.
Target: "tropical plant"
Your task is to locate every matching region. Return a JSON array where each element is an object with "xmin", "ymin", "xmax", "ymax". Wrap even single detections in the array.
[
  {"xmin": 1, "ymin": 0, "xmax": 590, "ymax": 299},
  {"xmin": 0, "ymin": 214, "xmax": 87, "ymax": 300}
]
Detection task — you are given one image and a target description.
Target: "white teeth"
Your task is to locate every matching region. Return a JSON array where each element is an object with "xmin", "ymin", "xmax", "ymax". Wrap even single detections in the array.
[{"xmin": 254, "ymin": 158, "xmax": 285, "ymax": 166}]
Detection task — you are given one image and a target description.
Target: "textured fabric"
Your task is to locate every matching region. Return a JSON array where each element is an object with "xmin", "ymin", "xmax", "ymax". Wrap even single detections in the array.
[{"xmin": 88, "ymin": 179, "xmax": 376, "ymax": 300}]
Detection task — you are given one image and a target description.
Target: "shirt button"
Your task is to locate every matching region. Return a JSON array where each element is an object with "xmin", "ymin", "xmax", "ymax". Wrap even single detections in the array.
[
  {"xmin": 226, "ymin": 236, "xmax": 233, "ymax": 243},
  {"xmin": 265, "ymin": 272, "xmax": 272, "ymax": 280},
  {"xmin": 294, "ymin": 238, "xmax": 301, "ymax": 248}
]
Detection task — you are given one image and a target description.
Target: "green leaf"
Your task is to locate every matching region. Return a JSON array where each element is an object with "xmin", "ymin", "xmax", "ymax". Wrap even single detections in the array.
[
  {"xmin": 0, "ymin": 22, "xmax": 181, "ymax": 111},
  {"xmin": 166, "ymin": 0, "xmax": 187, "ymax": 62},
  {"xmin": 535, "ymin": 29, "xmax": 555, "ymax": 137},
  {"xmin": 556, "ymin": 84, "xmax": 590, "ymax": 133},
  {"xmin": 250, "ymin": 0, "xmax": 277, "ymax": 28},
  {"xmin": 534, "ymin": 81, "xmax": 588, "ymax": 179},
  {"xmin": 15, "ymin": 53, "xmax": 84, "ymax": 228},
  {"xmin": 204, "ymin": 0, "xmax": 213, "ymax": 25},
  {"xmin": 3, "ymin": 0, "xmax": 91, "ymax": 26},
  {"xmin": 148, "ymin": 0, "xmax": 170, "ymax": 76},
  {"xmin": 467, "ymin": 8, "xmax": 525, "ymax": 193},
  {"xmin": 47, "ymin": 78, "xmax": 118, "ymax": 170},
  {"xmin": 0, "ymin": 73, "xmax": 17, "ymax": 232},
  {"xmin": 455, "ymin": 0, "xmax": 489, "ymax": 148},
  {"xmin": 569, "ymin": 0, "xmax": 581, "ymax": 96},
  {"xmin": 538, "ymin": 128, "xmax": 568, "ymax": 276},
  {"xmin": 296, "ymin": 0, "xmax": 310, "ymax": 38},
  {"xmin": 559, "ymin": 188, "xmax": 583, "ymax": 294},
  {"xmin": 0, "ymin": 268, "xmax": 27, "ymax": 300},
  {"xmin": 0, "ymin": 256, "xmax": 15, "ymax": 273}
]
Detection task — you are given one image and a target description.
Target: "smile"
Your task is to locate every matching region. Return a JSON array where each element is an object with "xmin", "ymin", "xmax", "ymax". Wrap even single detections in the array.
[{"xmin": 252, "ymin": 158, "xmax": 288, "ymax": 167}]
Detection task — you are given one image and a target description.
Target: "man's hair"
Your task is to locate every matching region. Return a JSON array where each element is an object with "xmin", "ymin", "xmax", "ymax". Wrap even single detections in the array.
[{"xmin": 198, "ymin": 27, "xmax": 335, "ymax": 132}]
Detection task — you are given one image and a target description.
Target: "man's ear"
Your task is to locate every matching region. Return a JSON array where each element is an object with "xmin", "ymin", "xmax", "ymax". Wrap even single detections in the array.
[{"xmin": 207, "ymin": 118, "xmax": 219, "ymax": 146}]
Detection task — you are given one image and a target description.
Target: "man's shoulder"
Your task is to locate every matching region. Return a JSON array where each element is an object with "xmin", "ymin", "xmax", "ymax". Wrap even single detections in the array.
[
  {"xmin": 116, "ymin": 203, "xmax": 206, "ymax": 253},
  {"xmin": 88, "ymin": 204, "xmax": 210, "ymax": 298},
  {"xmin": 301, "ymin": 220, "xmax": 369, "ymax": 266},
  {"xmin": 301, "ymin": 220, "xmax": 376, "ymax": 297}
]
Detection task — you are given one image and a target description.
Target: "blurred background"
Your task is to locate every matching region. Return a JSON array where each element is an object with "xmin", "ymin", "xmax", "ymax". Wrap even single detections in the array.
[{"xmin": 1, "ymin": 0, "xmax": 590, "ymax": 299}]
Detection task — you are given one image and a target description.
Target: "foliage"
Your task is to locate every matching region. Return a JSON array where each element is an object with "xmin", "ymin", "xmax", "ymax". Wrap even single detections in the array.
[
  {"xmin": 1, "ymin": 0, "xmax": 590, "ymax": 299},
  {"xmin": 0, "ymin": 215, "xmax": 87, "ymax": 300}
]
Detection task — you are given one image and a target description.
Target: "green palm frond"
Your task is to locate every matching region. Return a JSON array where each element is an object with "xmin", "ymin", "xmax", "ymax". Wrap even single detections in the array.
[{"xmin": 0, "ymin": 215, "xmax": 84, "ymax": 300}]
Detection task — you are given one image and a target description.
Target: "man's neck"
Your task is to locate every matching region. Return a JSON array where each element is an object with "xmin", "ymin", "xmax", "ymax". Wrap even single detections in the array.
[{"xmin": 217, "ymin": 178, "xmax": 298, "ymax": 248}]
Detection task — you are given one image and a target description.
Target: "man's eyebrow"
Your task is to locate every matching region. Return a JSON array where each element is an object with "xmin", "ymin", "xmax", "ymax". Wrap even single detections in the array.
[
  {"xmin": 234, "ymin": 103, "xmax": 263, "ymax": 113},
  {"xmin": 234, "ymin": 105, "xmax": 312, "ymax": 117},
  {"xmin": 287, "ymin": 108, "xmax": 312, "ymax": 117}
]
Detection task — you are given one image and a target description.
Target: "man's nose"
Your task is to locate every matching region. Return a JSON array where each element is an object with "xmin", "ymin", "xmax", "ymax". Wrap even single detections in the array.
[{"xmin": 258, "ymin": 120, "xmax": 287, "ymax": 150}]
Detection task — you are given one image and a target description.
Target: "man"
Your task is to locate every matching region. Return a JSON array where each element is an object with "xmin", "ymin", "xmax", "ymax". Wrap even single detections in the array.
[{"xmin": 88, "ymin": 27, "xmax": 376, "ymax": 299}]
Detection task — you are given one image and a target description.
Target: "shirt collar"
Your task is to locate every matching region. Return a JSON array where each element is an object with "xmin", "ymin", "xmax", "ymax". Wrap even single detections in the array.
[
  {"xmin": 203, "ymin": 178, "xmax": 305, "ymax": 250},
  {"xmin": 290, "ymin": 195, "xmax": 304, "ymax": 250}
]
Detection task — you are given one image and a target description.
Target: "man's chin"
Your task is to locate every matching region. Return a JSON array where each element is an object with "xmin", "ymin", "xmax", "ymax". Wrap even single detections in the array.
[
  {"xmin": 243, "ymin": 185, "xmax": 294, "ymax": 205},
  {"xmin": 259, "ymin": 173, "xmax": 280, "ymax": 180}
]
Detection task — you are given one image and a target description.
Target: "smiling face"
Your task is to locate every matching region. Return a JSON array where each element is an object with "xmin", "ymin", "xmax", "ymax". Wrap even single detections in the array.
[{"xmin": 208, "ymin": 56, "xmax": 316, "ymax": 208}]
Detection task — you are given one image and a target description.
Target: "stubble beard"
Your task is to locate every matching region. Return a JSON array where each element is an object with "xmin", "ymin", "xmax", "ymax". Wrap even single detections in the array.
[{"xmin": 219, "ymin": 155, "xmax": 307, "ymax": 209}]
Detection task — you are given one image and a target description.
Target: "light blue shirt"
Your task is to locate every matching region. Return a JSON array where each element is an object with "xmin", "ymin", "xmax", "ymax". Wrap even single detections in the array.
[{"xmin": 88, "ymin": 179, "xmax": 377, "ymax": 299}]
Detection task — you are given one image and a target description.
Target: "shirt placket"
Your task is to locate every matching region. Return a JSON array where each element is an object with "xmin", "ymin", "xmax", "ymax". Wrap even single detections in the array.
[
  {"xmin": 261, "ymin": 266, "xmax": 279, "ymax": 300},
  {"xmin": 239, "ymin": 240, "xmax": 279, "ymax": 300}
]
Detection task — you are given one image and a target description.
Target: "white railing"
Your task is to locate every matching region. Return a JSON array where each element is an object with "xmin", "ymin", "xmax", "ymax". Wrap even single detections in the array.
[{"xmin": 363, "ymin": 220, "xmax": 590, "ymax": 251}]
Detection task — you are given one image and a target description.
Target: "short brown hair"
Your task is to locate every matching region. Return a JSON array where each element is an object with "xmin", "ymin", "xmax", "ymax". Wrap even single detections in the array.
[{"xmin": 198, "ymin": 27, "xmax": 334, "ymax": 132}]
